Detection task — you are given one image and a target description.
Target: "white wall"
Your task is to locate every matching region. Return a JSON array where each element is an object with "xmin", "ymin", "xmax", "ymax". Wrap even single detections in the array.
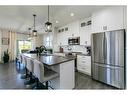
[
  {"xmin": 0, "ymin": 30, "xmax": 9, "ymax": 62},
  {"xmin": 17, "ymin": 33, "xmax": 28, "ymax": 40}
]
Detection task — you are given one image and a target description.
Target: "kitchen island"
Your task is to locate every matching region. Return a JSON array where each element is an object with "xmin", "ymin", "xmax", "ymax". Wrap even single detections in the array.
[{"xmin": 23, "ymin": 53, "xmax": 75, "ymax": 89}]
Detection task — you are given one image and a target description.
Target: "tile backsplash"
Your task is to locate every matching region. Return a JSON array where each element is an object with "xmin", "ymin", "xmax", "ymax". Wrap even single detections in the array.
[{"xmin": 61, "ymin": 45, "xmax": 87, "ymax": 54}]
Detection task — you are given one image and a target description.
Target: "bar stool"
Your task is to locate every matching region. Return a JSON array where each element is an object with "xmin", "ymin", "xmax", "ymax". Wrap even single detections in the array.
[
  {"xmin": 20, "ymin": 55, "xmax": 28, "ymax": 79},
  {"xmin": 16, "ymin": 54, "xmax": 22, "ymax": 69},
  {"xmin": 24, "ymin": 57, "xmax": 35, "ymax": 85},
  {"xmin": 33, "ymin": 60, "xmax": 59, "ymax": 89}
]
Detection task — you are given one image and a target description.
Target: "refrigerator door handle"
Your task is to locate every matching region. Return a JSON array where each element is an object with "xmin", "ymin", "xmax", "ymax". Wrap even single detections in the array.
[
  {"xmin": 105, "ymin": 34, "xmax": 107, "ymax": 60},
  {"xmin": 102, "ymin": 36, "xmax": 104, "ymax": 58},
  {"xmin": 94, "ymin": 63, "xmax": 123, "ymax": 69}
]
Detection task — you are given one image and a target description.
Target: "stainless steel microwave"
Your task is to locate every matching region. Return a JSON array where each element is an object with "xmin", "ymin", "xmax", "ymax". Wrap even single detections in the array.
[{"xmin": 68, "ymin": 37, "xmax": 80, "ymax": 45}]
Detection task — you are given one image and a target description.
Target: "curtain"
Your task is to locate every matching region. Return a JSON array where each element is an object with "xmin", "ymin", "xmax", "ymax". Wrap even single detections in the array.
[{"xmin": 8, "ymin": 31, "xmax": 17, "ymax": 61}]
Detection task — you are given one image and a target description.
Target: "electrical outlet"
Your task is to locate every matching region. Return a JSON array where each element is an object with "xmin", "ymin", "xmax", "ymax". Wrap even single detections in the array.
[
  {"xmin": 103, "ymin": 26, "xmax": 107, "ymax": 30},
  {"xmin": 85, "ymin": 41, "xmax": 87, "ymax": 45}
]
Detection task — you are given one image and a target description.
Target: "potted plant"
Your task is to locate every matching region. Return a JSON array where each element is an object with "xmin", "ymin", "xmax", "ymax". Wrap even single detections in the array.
[{"xmin": 3, "ymin": 49, "xmax": 9, "ymax": 63}]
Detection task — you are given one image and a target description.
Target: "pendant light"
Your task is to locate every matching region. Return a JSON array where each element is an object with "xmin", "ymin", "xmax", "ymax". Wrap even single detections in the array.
[
  {"xmin": 28, "ymin": 28, "xmax": 32, "ymax": 40},
  {"xmin": 45, "ymin": 5, "xmax": 52, "ymax": 32},
  {"xmin": 32, "ymin": 14, "xmax": 37, "ymax": 36}
]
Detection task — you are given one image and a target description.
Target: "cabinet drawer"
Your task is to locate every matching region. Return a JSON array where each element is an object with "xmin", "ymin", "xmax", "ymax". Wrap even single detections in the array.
[
  {"xmin": 77, "ymin": 63, "xmax": 91, "ymax": 70},
  {"xmin": 77, "ymin": 65, "xmax": 86, "ymax": 70},
  {"xmin": 77, "ymin": 65, "xmax": 91, "ymax": 75},
  {"xmin": 82, "ymin": 58, "xmax": 87, "ymax": 61},
  {"xmin": 77, "ymin": 61, "xmax": 91, "ymax": 68},
  {"xmin": 81, "ymin": 62, "xmax": 91, "ymax": 68},
  {"xmin": 81, "ymin": 61, "xmax": 91, "ymax": 66}
]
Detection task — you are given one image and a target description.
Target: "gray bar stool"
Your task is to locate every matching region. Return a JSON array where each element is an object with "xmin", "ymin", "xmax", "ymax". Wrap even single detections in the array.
[
  {"xmin": 20, "ymin": 55, "xmax": 28, "ymax": 79},
  {"xmin": 24, "ymin": 57, "xmax": 35, "ymax": 85},
  {"xmin": 19, "ymin": 54, "xmax": 22, "ymax": 63},
  {"xmin": 33, "ymin": 59, "xmax": 59, "ymax": 89},
  {"xmin": 16, "ymin": 54, "xmax": 22, "ymax": 69}
]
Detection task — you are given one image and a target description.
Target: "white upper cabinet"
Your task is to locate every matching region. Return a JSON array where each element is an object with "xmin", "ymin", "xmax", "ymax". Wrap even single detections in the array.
[
  {"xmin": 80, "ymin": 25, "xmax": 91, "ymax": 46},
  {"xmin": 57, "ymin": 21, "xmax": 80, "ymax": 46},
  {"xmin": 92, "ymin": 7, "xmax": 124, "ymax": 33},
  {"xmin": 79, "ymin": 18, "xmax": 92, "ymax": 46},
  {"xmin": 68, "ymin": 21, "xmax": 80, "ymax": 37},
  {"xmin": 57, "ymin": 29, "xmax": 68, "ymax": 46}
]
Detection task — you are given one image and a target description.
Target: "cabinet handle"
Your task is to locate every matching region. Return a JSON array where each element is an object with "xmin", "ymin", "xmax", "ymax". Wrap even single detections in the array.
[
  {"xmin": 82, "ymin": 61, "xmax": 86, "ymax": 63},
  {"xmin": 81, "ymin": 67, "xmax": 86, "ymax": 69},
  {"xmin": 82, "ymin": 59, "xmax": 86, "ymax": 61}
]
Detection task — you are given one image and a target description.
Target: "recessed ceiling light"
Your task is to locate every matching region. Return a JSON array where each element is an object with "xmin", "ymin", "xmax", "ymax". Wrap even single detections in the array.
[
  {"xmin": 70, "ymin": 13, "xmax": 74, "ymax": 17},
  {"xmin": 56, "ymin": 20, "xmax": 59, "ymax": 23}
]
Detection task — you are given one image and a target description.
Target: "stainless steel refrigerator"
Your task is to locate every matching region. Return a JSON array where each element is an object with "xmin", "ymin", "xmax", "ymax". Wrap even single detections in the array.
[{"xmin": 91, "ymin": 29, "xmax": 125, "ymax": 89}]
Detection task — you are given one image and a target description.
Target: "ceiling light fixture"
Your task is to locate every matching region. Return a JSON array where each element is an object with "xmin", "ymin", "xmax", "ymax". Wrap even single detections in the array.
[
  {"xmin": 45, "ymin": 5, "xmax": 52, "ymax": 32},
  {"xmin": 55, "ymin": 20, "xmax": 59, "ymax": 23},
  {"xmin": 70, "ymin": 13, "xmax": 74, "ymax": 17},
  {"xmin": 32, "ymin": 14, "xmax": 37, "ymax": 37}
]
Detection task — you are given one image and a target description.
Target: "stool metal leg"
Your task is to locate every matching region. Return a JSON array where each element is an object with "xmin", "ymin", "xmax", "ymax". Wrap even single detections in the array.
[
  {"xmin": 21, "ymin": 67, "xmax": 29, "ymax": 79},
  {"xmin": 45, "ymin": 81, "xmax": 48, "ymax": 89},
  {"xmin": 24, "ymin": 72, "xmax": 35, "ymax": 85}
]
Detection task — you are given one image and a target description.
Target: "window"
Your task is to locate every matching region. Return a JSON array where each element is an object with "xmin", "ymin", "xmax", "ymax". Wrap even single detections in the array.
[
  {"xmin": 18, "ymin": 40, "xmax": 32, "ymax": 53},
  {"xmin": 43, "ymin": 33, "xmax": 53, "ymax": 48}
]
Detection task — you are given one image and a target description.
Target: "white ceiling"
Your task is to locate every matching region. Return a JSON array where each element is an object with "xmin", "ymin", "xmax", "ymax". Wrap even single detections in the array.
[{"xmin": 0, "ymin": 5, "xmax": 107, "ymax": 34}]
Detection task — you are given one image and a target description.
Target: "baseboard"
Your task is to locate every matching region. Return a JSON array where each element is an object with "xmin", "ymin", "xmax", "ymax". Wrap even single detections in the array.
[{"xmin": 0, "ymin": 60, "xmax": 15, "ymax": 64}]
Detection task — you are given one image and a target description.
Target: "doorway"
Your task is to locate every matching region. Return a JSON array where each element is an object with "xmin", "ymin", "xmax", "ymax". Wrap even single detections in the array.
[{"xmin": 17, "ymin": 40, "xmax": 32, "ymax": 55}]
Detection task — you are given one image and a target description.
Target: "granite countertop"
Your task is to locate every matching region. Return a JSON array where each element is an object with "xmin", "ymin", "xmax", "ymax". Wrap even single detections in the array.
[
  {"xmin": 54, "ymin": 51, "xmax": 69, "ymax": 54},
  {"xmin": 23, "ymin": 53, "xmax": 75, "ymax": 66}
]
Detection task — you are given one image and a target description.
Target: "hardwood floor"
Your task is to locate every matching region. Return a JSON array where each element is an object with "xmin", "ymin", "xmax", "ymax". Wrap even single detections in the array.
[
  {"xmin": 0, "ymin": 62, "xmax": 26, "ymax": 89},
  {"xmin": 0, "ymin": 62, "xmax": 117, "ymax": 89}
]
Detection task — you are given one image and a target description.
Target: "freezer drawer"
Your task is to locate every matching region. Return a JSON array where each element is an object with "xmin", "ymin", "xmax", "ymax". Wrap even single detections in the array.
[{"xmin": 92, "ymin": 63, "xmax": 125, "ymax": 89}]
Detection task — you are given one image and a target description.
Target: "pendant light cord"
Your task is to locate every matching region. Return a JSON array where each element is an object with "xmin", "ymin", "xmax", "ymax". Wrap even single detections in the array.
[
  {"xmin": 48, "ymin": 5, "xmax": 49, "ymax": 22},
  {"xmin": 33, "ymin": 14, "xmax": 36, "ymax": 30}
]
